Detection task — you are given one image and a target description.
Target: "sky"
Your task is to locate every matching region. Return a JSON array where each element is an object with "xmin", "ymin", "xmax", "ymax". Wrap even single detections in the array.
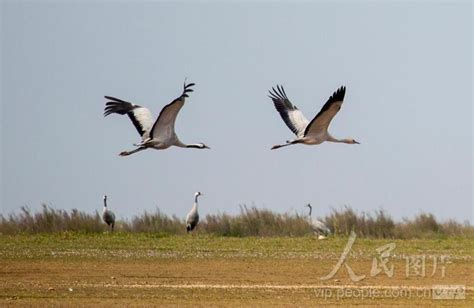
[{"xmin": 1, "ymin": 1, "xmax": 472, "ymax": 223}]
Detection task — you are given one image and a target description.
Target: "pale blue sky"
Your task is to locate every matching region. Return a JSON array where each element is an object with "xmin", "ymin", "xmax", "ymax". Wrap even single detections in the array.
[{"xmin": 1, "ymin": 1, "xmax": 472, "ymax": 223}]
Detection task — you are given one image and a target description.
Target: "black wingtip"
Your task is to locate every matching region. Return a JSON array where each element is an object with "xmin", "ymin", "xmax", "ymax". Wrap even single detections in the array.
[
  {"xmin": 276, "ymin": 85, "xmax": 286, "ymax": 98},
  {"xmin": 269, "ymin": 84, "xmax": 287, "ymax": 101},
  {"xmin": 330, "ymin": 86, "xmax": 346, "ymax": 102},
  {"xmin": 181, "ymin": 81, "xmax": 195, "ymax": 98},
  {"xmin": 104, "ymin": 95, "xmax": 128, "ymax": 103}
]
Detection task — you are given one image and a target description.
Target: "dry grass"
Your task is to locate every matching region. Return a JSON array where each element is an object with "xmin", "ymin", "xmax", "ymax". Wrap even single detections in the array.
[
  {"xmin": 324, "ymin": 207, "xmax": 473, "ymax": 239},
  {"xmin": 202, "ymin": 205, "xmax": 309, "ymax": 236},
  {"xmin": 0, "ymin": 205, "xmax": 104, "ymax": 234},
  {"xmin": 126, "ymin": 209, "xmax": 185, "ymax": 235},
  {"xmin": 0, "ymin": 204, "xmax": 472, "ymax": 238}
]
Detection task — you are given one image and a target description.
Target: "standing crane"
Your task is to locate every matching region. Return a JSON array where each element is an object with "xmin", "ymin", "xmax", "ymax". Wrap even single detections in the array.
[
  {"xmin": 104, "ymin": 81, "xmax": 210, "ymax": 156},
  {"xmin": 268, "ymin": 85, "xmax": 360, "ymax": 150},
  {"xmin": 186, "ymin": 192, "xmax": 202, "ymax": 233},
  {"xmin": 102, "ymin": 195, "xmax": 116, "ymax": 232},
  {"xmin": 306, "ymin": 204, "xmax": 330, "ymax": 239}
]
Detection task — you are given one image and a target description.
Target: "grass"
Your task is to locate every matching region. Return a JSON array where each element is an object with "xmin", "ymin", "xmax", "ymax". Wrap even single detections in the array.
[
  {"xmin": 0, "ymin": 233, "xmax": 472, "ymax": 306},
  {"xmin": 1, "ymin": 204, "xmax": 473, "ymax": 239},
  {"xmin": 0, "ymin": 232, "xmax": 473, "ymax": 260}
]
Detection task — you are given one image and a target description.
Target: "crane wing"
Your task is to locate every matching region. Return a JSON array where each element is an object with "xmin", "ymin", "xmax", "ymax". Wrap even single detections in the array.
[
  {"xmin": 149, "ymin": 82, "xmax": 195, "ymax": 141},
  {"xmin": 102, "ymin": 210, "xmax": 115, "ymax": 224},
  {"xmin": 303, "ymin": 86, "xmax": 346, "ymax": 137},
  {"xmin": 269, "ymin": 85, "xmax": 309, "ymax": 137},
  {"xmin": 311, "ymin": 218, "xmax": 330, "ymax": 235},
  {"xmin": 186, "ymin": 210, "xmax": 199, "ymax": 225},
  {"xmin": 104, "ymin": 96, "xmax": 154, "ymax": 137}
]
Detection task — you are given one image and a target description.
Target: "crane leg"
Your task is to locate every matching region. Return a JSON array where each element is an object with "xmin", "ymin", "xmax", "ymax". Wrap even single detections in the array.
[
  {"xmin": 119, "ymin": 146, "xmax": 146, "ymax": 156},
  {"xmin": 271, "ymin": 142, "xmax": 294, "ymax": 150},
  {"xmin": 271, "ymin": 139, "xmax": 302, "ymax": 150}
]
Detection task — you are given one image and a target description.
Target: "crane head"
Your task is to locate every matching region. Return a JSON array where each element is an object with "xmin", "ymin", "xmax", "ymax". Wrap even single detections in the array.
[
  {"xmin": 195, "ymin": 192, "xmax": 202, "ymax": 197},
  {"xmin": 306, "ymin": 203, "xmax": 312, "ymax": 209},
  {"xmin": 350, "ymin": 139, "xmax": 360, "ymax": 144},
  {"xmin": 103, "ymin": 195, "xmax": 107, "ymax": 201}
]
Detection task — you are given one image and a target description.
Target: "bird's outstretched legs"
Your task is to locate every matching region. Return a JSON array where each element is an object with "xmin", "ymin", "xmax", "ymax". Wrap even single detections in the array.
[
  {"xmin": 271, "ymin": 144, "xmax": 288, "ymax": 150},
  {"xmin": 119, "ymin": 146, "xmax": 147, "ymax": 156},
  {"xmin": 271, "ymin": 139, "xmax": 300, "ymax": 150}
]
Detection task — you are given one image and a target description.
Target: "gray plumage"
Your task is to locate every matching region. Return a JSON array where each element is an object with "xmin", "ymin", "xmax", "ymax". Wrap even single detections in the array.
[
  {"xmin": 306, "ymin": 204, "xmax": 330, "ymax": 239},
  {"xmin": 102, "ymin": 195, "xmax": 116, "ymax": 232},
  {"xmin": 186, "ymin": 192, "xmax": 201, "ymax": 233},
  {"xmin": 269, "ymin": 85, "xmax": 360, "ymax": 150},
  {"xmin": 104, "ymin": 81, "xmax": 210, "ymax": 156}
]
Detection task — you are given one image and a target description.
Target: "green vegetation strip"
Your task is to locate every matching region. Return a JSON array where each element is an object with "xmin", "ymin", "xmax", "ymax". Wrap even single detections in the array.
[{"xmin": 0, "ymin": 233, "xmax": 472, "ymax": 260}]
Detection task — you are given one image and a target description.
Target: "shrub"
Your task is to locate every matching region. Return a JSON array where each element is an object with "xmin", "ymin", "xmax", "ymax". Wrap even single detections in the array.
[
  {"xmin": 0, "ymin": 204, "xmax": 472, "ymax": 238},
  {"xmin": 0, "ymin": 205, "xmax": 103, "ymax": 234},
  {"xmin": 128, "ymin": 208, "xmax": 185, "ymax": 234}
]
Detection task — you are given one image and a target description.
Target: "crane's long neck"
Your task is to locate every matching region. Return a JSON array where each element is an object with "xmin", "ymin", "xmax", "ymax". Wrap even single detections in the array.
[
  {"xmin": 175, "ymin": 140, "xmax": 205, "ymax": 149},
  {"xmin": 193, "ymin": 195, "xmax": 199, "ymax": 210},
  {"xmin": 186, "ymin": 144, "xmax": 204, "ymax": 149},
  {"xmin": 174, "ymin": 139, "xmax": 187, "ymax": 148},
  {"xmin": 308, "ymin": 206, "xmax": 312, "ymax": 217},
  {"xmin": 103, "ymin": 198, "xmax": 108, "ymax": 213},
  {"xmin": 327, "ymin": 134, "xmax": 351, "ymax": 144}
]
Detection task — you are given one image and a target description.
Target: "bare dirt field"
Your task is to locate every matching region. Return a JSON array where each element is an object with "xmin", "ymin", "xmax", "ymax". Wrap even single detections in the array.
[{"xmin": 1, "ymin": 233, "xmax": 472, "ymax": 306}]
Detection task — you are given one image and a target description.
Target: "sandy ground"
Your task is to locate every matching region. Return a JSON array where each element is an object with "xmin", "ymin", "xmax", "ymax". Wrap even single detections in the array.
[{"xmin": 0, "ymin": 235, "xmax": 472, "ymax": 306}]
